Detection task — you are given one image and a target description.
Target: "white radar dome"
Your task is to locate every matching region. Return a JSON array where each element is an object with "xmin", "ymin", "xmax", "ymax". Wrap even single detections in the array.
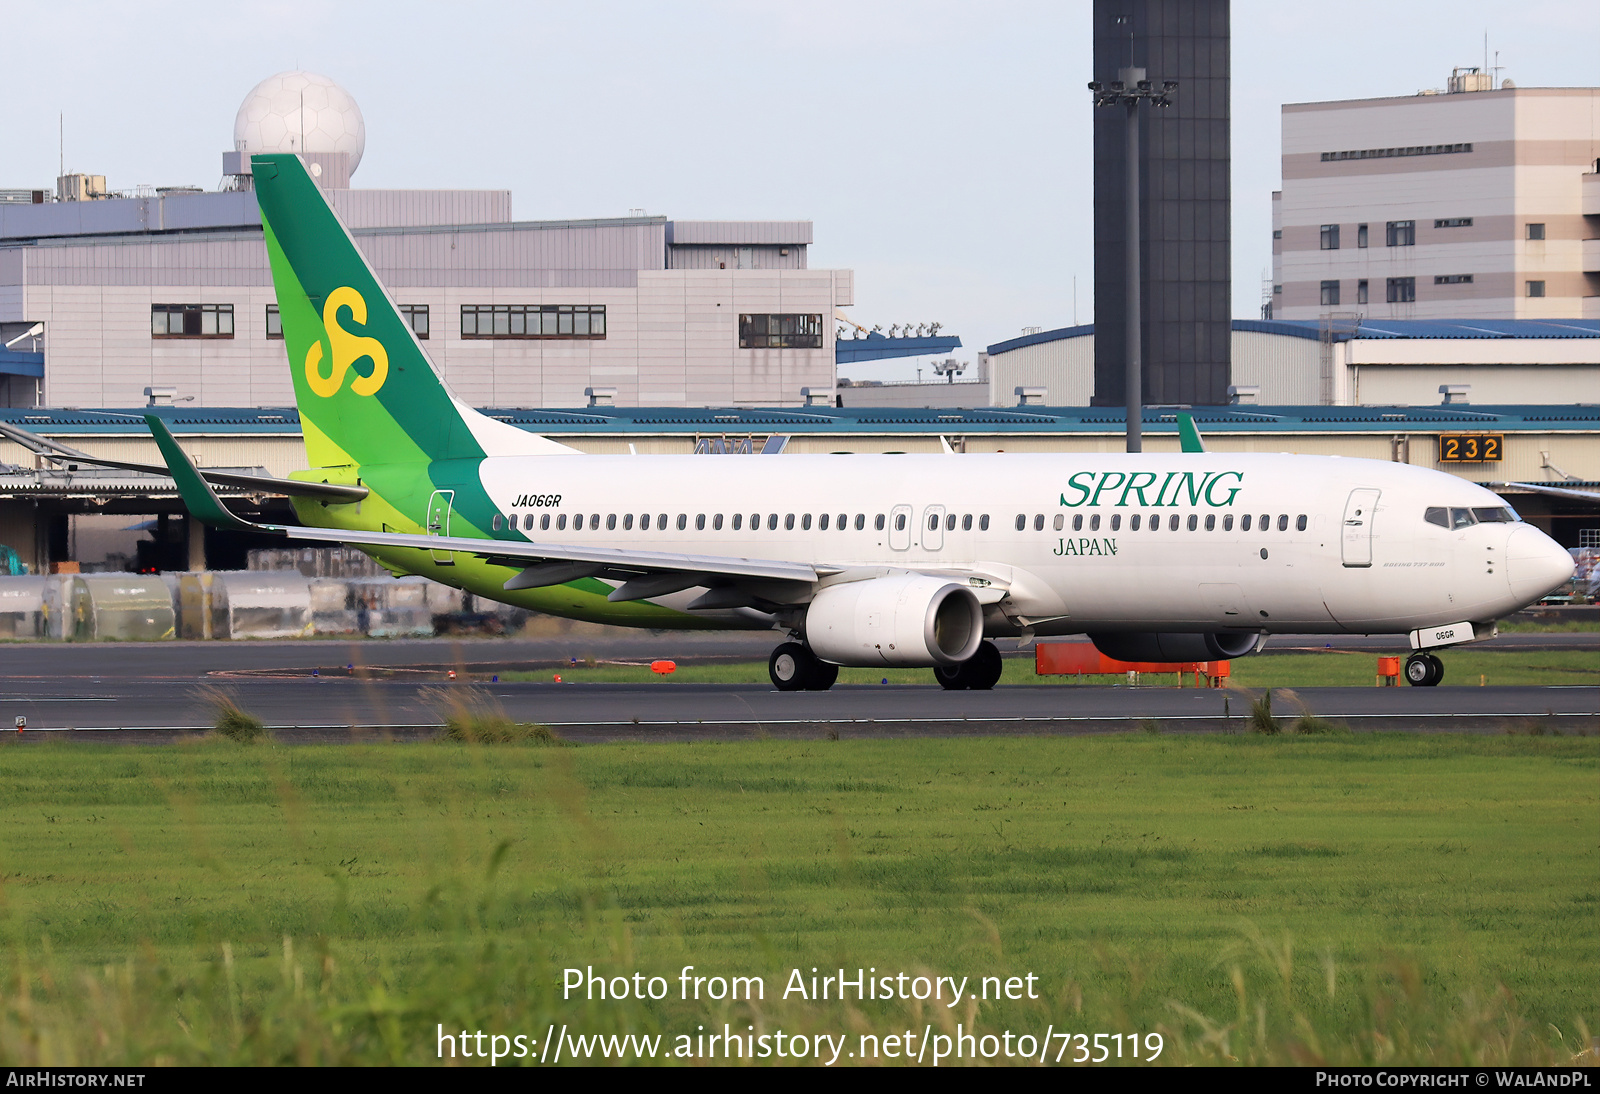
[{"xmin": 233, "ymin": 71, "xmax": 365, "ymax": 174}]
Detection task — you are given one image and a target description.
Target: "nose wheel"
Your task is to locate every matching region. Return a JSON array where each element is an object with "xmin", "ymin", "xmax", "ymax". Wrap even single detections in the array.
[
  {"xmin": 1404, "ymin": 652, "xmax": 1444, "ymax": 687},
  {"xmin": 769, "ymin": 642, "xmax": 838, "ymax": 691}
]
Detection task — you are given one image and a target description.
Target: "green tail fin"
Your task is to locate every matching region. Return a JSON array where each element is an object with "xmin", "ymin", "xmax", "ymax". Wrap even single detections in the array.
[
  {"xmin": 252, "ymin": 153, "xmax": 571, "ymax": 469},
  {"xmin": 1177, "ymin": 412, "xmax": 1207, "ymax": 454}
]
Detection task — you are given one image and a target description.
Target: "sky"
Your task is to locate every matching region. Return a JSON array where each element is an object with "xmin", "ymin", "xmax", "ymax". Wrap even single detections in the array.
[{"xmin": 4, "ymin": 0, "xmax": 1597, "ymax": 381}]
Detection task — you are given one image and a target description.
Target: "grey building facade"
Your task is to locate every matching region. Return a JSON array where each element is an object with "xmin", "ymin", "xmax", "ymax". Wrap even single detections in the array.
[
  {"xmin": 1092, "ymin": 0, "xmax": 1232, "ymax": 406},
  {"xmin": 0, "ymin": 186, "xmax": 848, "ymax": 410}
]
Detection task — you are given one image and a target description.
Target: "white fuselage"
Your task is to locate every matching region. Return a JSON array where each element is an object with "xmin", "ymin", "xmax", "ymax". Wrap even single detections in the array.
[{"xmin": 469, "ymin": 450, "xmax": 1574, "ymax": 637}]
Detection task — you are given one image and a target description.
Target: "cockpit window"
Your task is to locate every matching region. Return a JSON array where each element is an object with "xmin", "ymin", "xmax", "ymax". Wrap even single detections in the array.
[
  {"xmin": 1450, "ymin": 507, "xmax": 1476, "ymax": 529},
  {"xmin": 1424, "ymin": 507, "xmax": 1448, "ymax": 528},
  {"xmin": 1471, "ymin": 507, "xmax": 1516, "ymax": 523}
]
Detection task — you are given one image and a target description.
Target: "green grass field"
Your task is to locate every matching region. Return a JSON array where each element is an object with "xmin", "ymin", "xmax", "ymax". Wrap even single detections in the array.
[
  {"xmin": 0, "ymin": 733, "xmax": 1593, "ymax": 1066},
  {"xmin": 499, "ymin": 648, "xmax": 1600, "ymax": 688}
]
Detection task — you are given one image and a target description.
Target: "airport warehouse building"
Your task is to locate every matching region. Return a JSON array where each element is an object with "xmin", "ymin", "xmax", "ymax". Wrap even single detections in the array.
[
  {"xmin": 985, "ymin": 319, "xmax": 1600, "ymax": 407},
  {"xmin": 0, "ymin": 191, "xmax": 847, "ymax": 410},
  {"xmin": 0, "ymin": 402, "xmax": 1595, "ymax": 576}
]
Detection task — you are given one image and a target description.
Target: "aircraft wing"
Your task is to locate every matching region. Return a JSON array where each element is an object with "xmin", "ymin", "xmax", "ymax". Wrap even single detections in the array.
[
  {"xmin": 146, "ymin": 413, "xmax": 826, "ymax": 592},
  {"xmin": 1487, "ymin": 481, "xmax": 1600, "ymax": 503},
  {"xmin": 0, "ymin": 419, "xmax": 368, "ymax": 503}
]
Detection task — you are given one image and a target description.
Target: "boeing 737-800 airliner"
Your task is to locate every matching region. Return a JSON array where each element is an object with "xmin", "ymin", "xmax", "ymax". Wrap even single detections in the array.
[{"xmin": 126, "ymin": 155, "xmax": 1573, "ymax": 690}]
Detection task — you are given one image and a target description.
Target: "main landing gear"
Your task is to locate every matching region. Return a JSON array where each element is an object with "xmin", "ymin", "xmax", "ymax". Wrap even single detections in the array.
[
  {"xmin": 1404, "ymin": 652, "xmax": 1445, "ymax": 687},
  {"xmin": 934, "ymin": 640, "xmax": 1004, "ymax": 691},
  {"xmin": 769, "ymin": 642, "xmax": 839, "ymax": 691}
]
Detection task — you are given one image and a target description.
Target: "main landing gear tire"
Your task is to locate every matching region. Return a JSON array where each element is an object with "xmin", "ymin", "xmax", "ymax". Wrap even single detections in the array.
[
  {"xmin": 769, "ymin": 642, "xmax": 838, "ymax": 691},
  {"xmin": 1404, "ymin": 652, "xmax": 1445, "ymax": 687},
  {"xmin": 934, "ymin": 640, "xmax": 1004, "ymax": 691}
]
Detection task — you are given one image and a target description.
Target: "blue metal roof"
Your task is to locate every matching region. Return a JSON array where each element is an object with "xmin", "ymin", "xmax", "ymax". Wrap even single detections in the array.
[
  {"xmin": 990, "ymin": 319, "xmax": 1600, "ymax": 354},
  {"xmin": 2, "ymin": 404, "xmax": 1597, "ymax": 436},
  {"xmin": 835, "ymin": 331, "xmax": 962, "ymax": 365}
]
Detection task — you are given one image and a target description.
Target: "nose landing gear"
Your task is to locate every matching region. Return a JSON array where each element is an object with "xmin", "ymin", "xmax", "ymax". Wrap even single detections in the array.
[
  {"xmin": 768, "ymin": 641, "xmax": 839, "ymax": 691},
  {"xmin": 1404, "ymin": 652, "xmax": 1445, "ymax": 687}
]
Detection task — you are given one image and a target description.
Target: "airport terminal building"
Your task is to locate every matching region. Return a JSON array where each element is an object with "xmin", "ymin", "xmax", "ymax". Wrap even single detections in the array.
[{"xmin": 0, "ymin": 74, "xmax": 849, "ymax": 411}]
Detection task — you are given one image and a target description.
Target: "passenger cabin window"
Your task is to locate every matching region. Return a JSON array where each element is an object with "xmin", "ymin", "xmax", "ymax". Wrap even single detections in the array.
[
  {"xmin": 696, "ymin": 514, "xmax": 706, "ymax": 530},
  {"xmin": 624, "ymin": 514, "xmax": 634, "ymax": 530},
  {"xmin": 1187, "ymin": 515, "xmax": 1198, "ymax": 531},
  {"xmin": 1015, "ymin": 514, "xmax": 1026, "ymax": 531},
  {"xmin": 1110, "ymin": 515, "xmax": 1121, "ymax": 531},
  {"xmin": 1131, "ymin": 514, "xmax": 1142, "ymax": 531},
  {"xmin": 894, "ymin": 513, "xmax": 906, "ymax": 531},
  {"xmin": 1205, "ymin": 514, "xmax": 1216, "ymax": 531},
  {"xmin": 608, "ymin": 514, "xmax": 617, "ymax": 530},
  {"xmin": 1296, "ymin": 514, "xmax": 1308, "ymax": 531},
  {"xmin": 714, "ymin": 514, "xmax": 724, "ymax": 530},
  {"xmin": 492, "ymin": 515, "xmax": 504, "ymax": 531},
  {"xmin": 732, "ymin": 513, "xmax": 743, "ymax": 530},
  {"xmin": 979, "ymin": 515, "xmax": 990, "ymax": 531},
  {"xmin": 819, "ymin": 514, "xmax": 830, "ymax": 530},
  {"xmin": 541, "ymin": 514, "xmax": 551, "ymax": 531},
  {"xmin": 1277, "ymin": 514, "xmax": 1289, "ymax": 531},
  {"xmin": 1070, "ymin": 514, "xmax": 1080, "ymax": 531},
  {"xmin": 1057, "ymin": 514, "xmax": 1067, "ymax": 531},
  {"xmin": 1089, "ymin": 514, "xmax": 1100, "ymax": 531},
  {"xmin": 1168, "ymin": 514, "xmax": 1179, "ymax": 531},
  {"xmin": 1033, "ymin": 514, "xmax": 1045, "ymax": 531},
  {"xmin": 1241, "ymin": 514, "xmax": 1252, "ymax": 531},
  {"xmin": 677, "ymin": 514, "xmax": 687, "ymax": 530},
  {"xmin": 962, "ymin": 514, "xmax": 972, "ymax": 531}
]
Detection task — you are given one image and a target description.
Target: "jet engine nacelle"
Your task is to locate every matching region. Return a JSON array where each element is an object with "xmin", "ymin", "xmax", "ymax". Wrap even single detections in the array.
[
  {"xmin": 1088, "ymin": 631, "xmax": 1262, "ymax": 662},
  {"xmin": 806, "ymin": 575, "xmax": 985, "ymax": 667}
]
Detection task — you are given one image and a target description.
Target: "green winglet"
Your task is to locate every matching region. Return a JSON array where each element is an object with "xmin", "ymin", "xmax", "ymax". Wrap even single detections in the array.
[
  {"xmin": 145, "ymin": 414, "xmax": 272, "ymax": 533},
  {"xmin": 1177, "ymin": 412, "xmax": 1207, "ymax": 454}
]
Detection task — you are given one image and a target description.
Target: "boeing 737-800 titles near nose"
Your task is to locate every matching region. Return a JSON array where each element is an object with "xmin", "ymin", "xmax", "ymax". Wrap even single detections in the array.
[{"xmin": 134, "ymin": 155, "xmax": 1573, "ymax": 690}]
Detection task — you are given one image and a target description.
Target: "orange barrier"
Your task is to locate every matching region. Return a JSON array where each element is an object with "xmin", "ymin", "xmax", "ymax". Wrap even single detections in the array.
[
  {"xmin": 1035, "ymin": 642, "xmax": 1230, "ymax": 686},
  {"xmin": 651, "ymin": 660, "xmax": 677, "ymax": 675},
  {"xmin": 1376, "ymin": 656, "xmax": 1400, "ymax": 686}
]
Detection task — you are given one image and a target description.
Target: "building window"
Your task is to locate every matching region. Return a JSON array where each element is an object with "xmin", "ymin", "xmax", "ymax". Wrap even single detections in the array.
[
  {"xmin": 1435, "ymin": 217, "xmax": 1473, "ymax": 228},
  {"xmin": 1320, "ymin": 143, "xmax": 1472, "ymax": 162},
  {"xmin": 1385, "ymin": 221, "xmax": 1415, "ymax": 247},
  {"xmin": 738, "ymin": 313, "xmax": 823, "ymax": 349},
  {"xmin": 1272, "ymin": 229, "xmax": 1282, "ymax": 240},
  {"xmin": 1526, "ymin": 223, "xmax": 1545, "ymax": 241},
  {"xmin": 1320, "ymin": 281, "xmax": 1340, "ymax": 306},
  {"xmin": 460, "ymin": 304, "xmax": 606, "ymax": 339},
  {"xmin": 1526, "ymin": 280, "xmax": 1546, "ymax": 298},
  {"xmin": 1386, "ymin": 277, "xmax": 1416, "ymax": 303},
  {"xmin": 265, "ymin": 305, "xmax": 282, "ymax": 339},
  {"xmin": 1272, "ymin": 284, "xmax": 1282, "ymax": 295},
  {"xmin": 401, "ymin": 305, "xmax": 429, "ymax": 339},
  {"xmin": 152, "ymin": 303, "xmax": 234, "ymax": 338},
  {"xmin": 1320, "ymin": 224, "xmax": 1340, "ymax": 250},
  {"xmin": 1357, "ymin": 279, "xmax": 1369, "ymax": 304},
  {"xmin": 1434, "ymin": 274, "xmax": 1474, "ymax": 285},
  {"xmin": 1357, "ymin": 223, "xmax": 1368, "ymax": 248}
]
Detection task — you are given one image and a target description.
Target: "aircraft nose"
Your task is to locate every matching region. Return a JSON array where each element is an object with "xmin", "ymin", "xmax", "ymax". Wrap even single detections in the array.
[{"xmin": 1505, "ymin": 525, "xmax": 1575, "ymax": 606}]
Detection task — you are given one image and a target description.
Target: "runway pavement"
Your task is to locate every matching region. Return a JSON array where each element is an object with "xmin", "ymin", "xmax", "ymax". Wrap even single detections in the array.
[{"xmin": 0, "ymin": 633, "xmax": 1594, "ymax": 741}]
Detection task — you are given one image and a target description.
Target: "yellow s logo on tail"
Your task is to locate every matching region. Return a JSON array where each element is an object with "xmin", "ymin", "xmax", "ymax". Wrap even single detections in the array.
[{"xmin": 305, "ymin": 287, "xmax": 389, "ymax": 397}]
